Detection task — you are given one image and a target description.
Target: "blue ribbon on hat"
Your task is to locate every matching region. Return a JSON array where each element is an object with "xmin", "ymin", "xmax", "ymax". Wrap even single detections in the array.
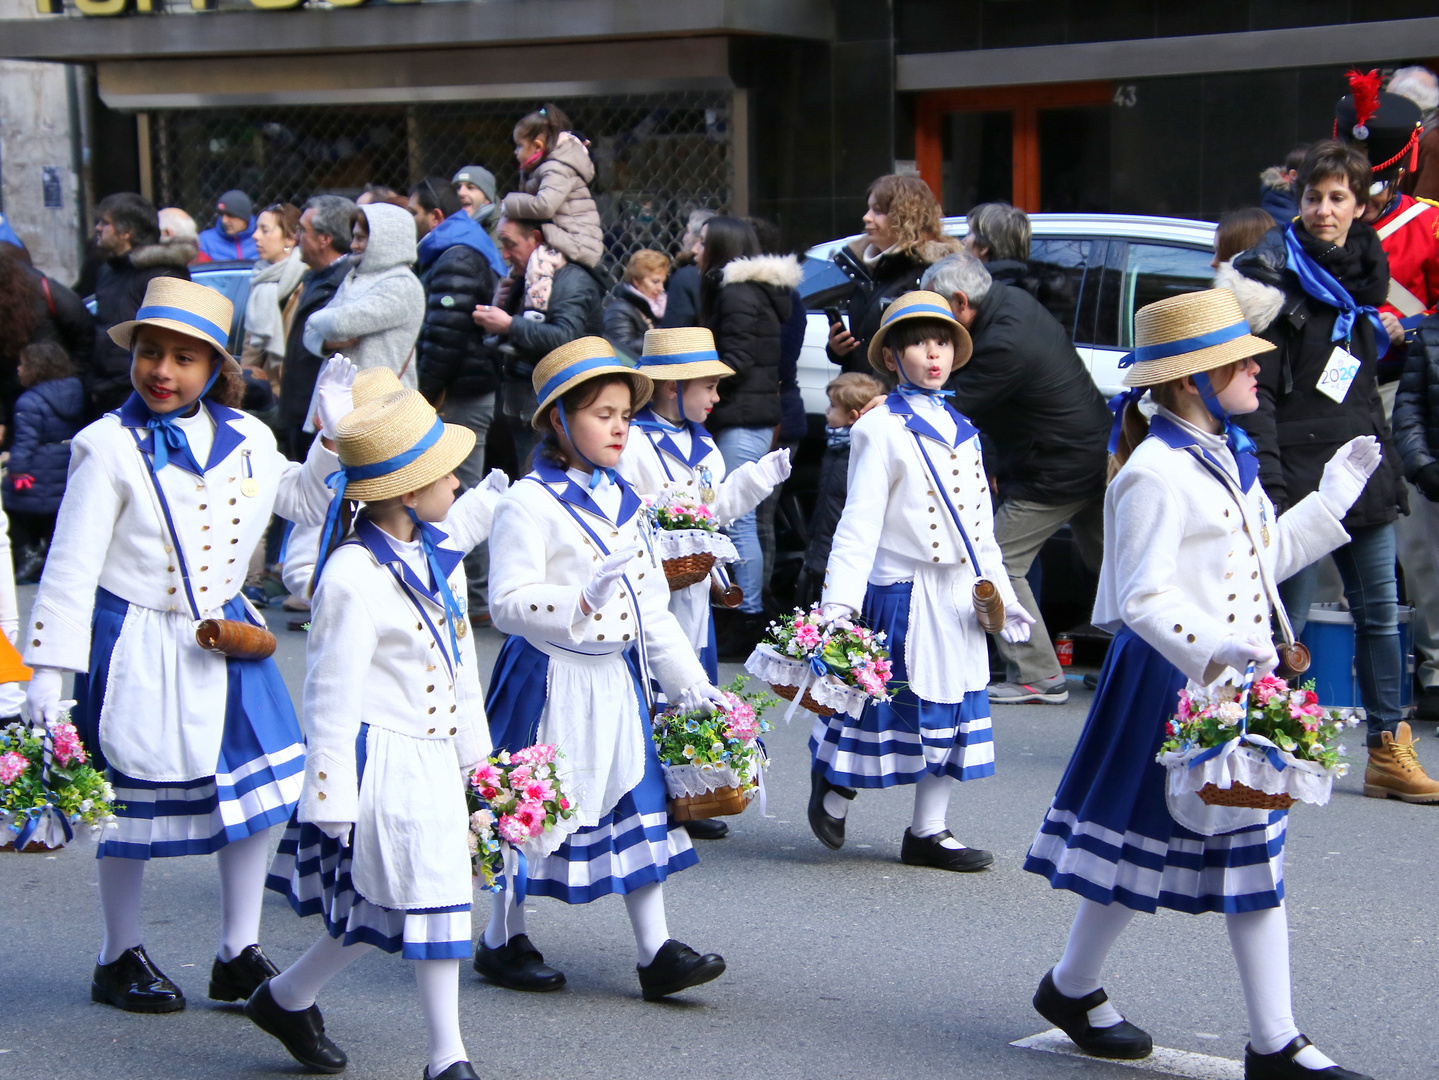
[
  {"xmin": 313, "ymin": 416, "xmax": 446, "ymax": 584},
  {"xmin": 882, "ymin": 301, "xmax": 956, "ymax": 325},
  {"xmin": 1117, "ymin": 319, "xmax": 1253, "ymax": 368},
  {"xmin": 134, "ymin": 304, "xmax": 229, "ymax": 352},
  {"xmin": 536, "ymin": 354, "xmax": 623, "ymax": 406},
  {"xmin": 636, "ymin": 348, "xmax": 722, "ymax": 368},
  {"xmin": 1283, "ymin": 224, "xmax": 1389, "ymax": 358}
]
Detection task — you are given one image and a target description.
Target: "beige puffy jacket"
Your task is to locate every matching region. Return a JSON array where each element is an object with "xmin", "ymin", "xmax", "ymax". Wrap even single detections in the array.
[{"xmin": 501, "ymin": 131, "xmax": 604, "ymax": 268}]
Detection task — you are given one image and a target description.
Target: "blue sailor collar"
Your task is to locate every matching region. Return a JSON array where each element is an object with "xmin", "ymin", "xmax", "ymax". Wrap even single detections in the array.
[
  {"xmin": 1148, "ymin": 411, "xmax": 1259, "ymax": 494},
  {"xmin": 354, "ymin": 516, "xmax": 462, "ymax": 606},
  {"xmin": 118, "ymin": 392, "xmax": 248, "ymax": 476},
  {"xmin": 631, "ymin": 405, "xmax": 715, "ymax": 470},
  {"xmin": 533, "ymin": 457, "xmax": 642, "ymax": 526},
  {"xmin": 885, "ymin": 391, "xmax": 978, "ymax": 449}
]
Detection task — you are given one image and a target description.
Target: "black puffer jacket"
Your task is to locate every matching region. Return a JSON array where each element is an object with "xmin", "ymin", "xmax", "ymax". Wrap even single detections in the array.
[
  {"xmin": 500, "ymin": 261, "xmax": 606, "ymax": 382},
  {"xmin": 706, "ymin": 254, "xmax": 801, "ymax": 433},
  {"xmin": 90, "ymin": 242, "xmax": 191, "ymax": 415},
  {"xmin": 1393, "ymin": 316, "xmax": 1439, "ymax": 481},
  {"xmin": 279, "ymin": 255, "xmax": 352, "ymax": 440},
  {"xmin": 659, "ymin": 261, "xmax": 701, "ymax": 329},
  {"xmin": 831, "ymin": 237, "xmax": 963, "ymax": 376},
  {"xmin": 1227, "ymin": 223, "xmax": 1407, "ymax": 528},
  {"xmin": 416, "ymin": 242, "xmax": 499, "ymax": 404},
  {"xmin": 602, "ymin": 285, "xmax": 661, "ymax": 361},
  {"xmin": 946, "ymin": 283, "xmax": 1112, "ymax": 504},
  {"xmin": 803, "ymin": 435, "xmax": 851, "ymax": 576}
]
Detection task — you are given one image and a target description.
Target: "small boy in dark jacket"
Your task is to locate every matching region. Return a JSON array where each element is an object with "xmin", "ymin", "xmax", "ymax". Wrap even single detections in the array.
[
  {"xmin": 5, "ymin": 342, "xmax": 84, "ymax": 583},
  {"xmin": 796, "ymin": 372, "xmax": 884, "ymax": 608}
]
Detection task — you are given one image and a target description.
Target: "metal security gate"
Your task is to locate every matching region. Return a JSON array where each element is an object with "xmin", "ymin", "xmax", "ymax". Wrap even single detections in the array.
[{"xmin": 149, "ymin": 91, "xmax": 734, "ymax": 272}]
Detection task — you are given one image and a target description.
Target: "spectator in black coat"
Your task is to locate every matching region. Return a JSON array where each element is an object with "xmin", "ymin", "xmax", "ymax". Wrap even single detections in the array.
[
  {"xmin": 473, "ymin": 215, "xmax": 605, "ymax": 467},
  {"xmin": 278, "ymin": 194, "xmax": 354, "ymax": 458},
  {"xmin": 827, "ymin": 175, "xmax": 963, "ymax": 376},
  {"xmin": 4, "ymin": 342, "xmax": 84, "ymax": 583},
  {"xmin": 1393, "ymin": 314, "xmax": 1439, "ymax": 720},
  {"xmin": 0, "ymin": 243, "xmax": 92, "ymax": 446},
  {"xmin": 963, "ymin": 201, "xmax": 1036, "ymax": 294},
  {"xmin": 603, "ymin": 248, "xmax": 670, "ymax": 360},
  {"xmin": 89, "ymin": 192, "xmax": 190, "ymax": 416},
  {"xmin": 411, "ymin": 176, "xmax": 501, "ymax": 626},
  {"xmin": 659, "ymin": 208, "xmax": 715, "ymax": 329},
  {"xmin": 923, "ymin": 250, "xmax": 1112, "ymax": 706}
]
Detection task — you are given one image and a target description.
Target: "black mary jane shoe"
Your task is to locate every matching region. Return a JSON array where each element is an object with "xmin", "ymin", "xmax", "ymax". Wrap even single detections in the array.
[
  {"xmin": 637, "ymin": 939, "xmax": 726, "ymax": 1001},
  {"xmin": 209, "ymin": 944, "xmax": 281, "ymax": 1002},
  {"xmin": 1245, "ymin": 1036, "xmax": 1375, "ymax": 1080},
  {"xmin": 899, "ymin": 828, "xmax": 995, "ymax": 872},
  {"xmin": 1032, "ymin": 969, "xmax": 1153, "ymax": 1060},
  {"xmin": 91, "ymin": 945, "xmax": 186, "ymax": 1014},
  {"xmin": 807, "ymin": 769, "xmax": 855, "ymax": 850},
  {"xmin": 425, "ymin": 1061, "xmax": 482, "ymax": 1080},
  {"xmin": 683, "ymin": 817, "xmax": 729, "ymax": 840},
  {"xmin": 244, "ymin": 978, "xmax": 347, "ymax": 1075},
  {"xmin": 472, "ymin": 934, "xmax": 566, "ymax": 992}
]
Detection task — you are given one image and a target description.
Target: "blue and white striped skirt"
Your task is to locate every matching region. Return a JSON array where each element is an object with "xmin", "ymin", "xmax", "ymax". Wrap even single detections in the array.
[
  {"xmin": 809, "ymin": 581, "xmax": 995, "ymax": 788},
  {"xmin": 485, "ymin": 635, "xmax": 697, "ymax": 906},
  {"xmin": 74, "ymin": 588, "xmax": 305, "ymax": 860},
  {"xmin": 1023, "ymin": 626, "xmax": 1286, "ymax": 915},
  {"xmin": 266, "ymin": 726, "xmax": 471, "ymax": 960}
]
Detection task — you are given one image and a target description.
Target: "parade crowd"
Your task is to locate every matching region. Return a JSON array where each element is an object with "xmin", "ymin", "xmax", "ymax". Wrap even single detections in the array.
[{"xmin": 9, "ymin": 72, "xmax": 1439, "ymax": 1079}]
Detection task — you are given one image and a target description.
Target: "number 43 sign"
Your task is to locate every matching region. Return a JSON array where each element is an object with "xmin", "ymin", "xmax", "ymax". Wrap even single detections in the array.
[{"xmin": 1316, "ymin": 345, "xmax": 1361, "ymax": 404}]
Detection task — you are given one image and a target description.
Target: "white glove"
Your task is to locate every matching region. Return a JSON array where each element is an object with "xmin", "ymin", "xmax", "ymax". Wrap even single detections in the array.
[
  {"xmin": 999, "ymin": 603, "xmax": 1036, "ymax": 644},
  {"xmin": 314, "ymin": 355, "xmax": 359, "ymax": 439},
  {"xmin": 1317, "ymin": 435, "xmax": 1382, "ymax": 518},
  {"xmin": 581, "ymin": 545, "xmax": 639, "ymax": 614},
  {"xmin": 753, "ymin": 448, "xmax": 792, "ymax": 489},
  {"xmin": 818, "ymin": 602, "xmax": 853, "ymax": 628},
  {"xmin": 677, "ymin": 682, "xmax": 729, "ymax": 715},
  {"xmin": 25, "ymin": 668, "xmax": 66, "ymax": 730},
  {"xmin": 480, "ymin": 469, "xmax": 510, "ymax": 496},
  {"xmin": 314, "ymin": 822, "xmax": 352, "ymax": 846},
  {"xmin": 1211, "ymin": 634, "xmax": 1279, "ymax": 677}
]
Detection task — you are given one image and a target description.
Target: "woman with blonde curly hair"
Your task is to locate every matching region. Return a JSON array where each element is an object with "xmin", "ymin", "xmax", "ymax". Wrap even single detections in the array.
[{"xmin": 828, "ymin": 174, "xmax": 963, "ymax": 376}]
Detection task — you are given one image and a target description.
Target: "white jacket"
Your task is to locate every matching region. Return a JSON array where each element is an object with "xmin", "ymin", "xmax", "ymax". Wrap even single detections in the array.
[
  {"xmin": 24, "ymin": 398, "xmax": 338, "ymax": 780},
  {"xmin": 298, "ymin": 509, "xmax": 492, "ymax": 910},
  {"xmin": 1097, "ymin": 408, "xmax": 1351, "ymax": 685},
  {"xmin": 618, "ymin": 407, "xmax": 771, "ymax": 525}
]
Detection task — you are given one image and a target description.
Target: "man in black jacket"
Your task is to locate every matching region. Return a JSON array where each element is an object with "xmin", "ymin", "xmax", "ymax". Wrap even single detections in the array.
[
  {"xmin": 89, "ymin": 193, "xmax": 190, "ymax": 416},
  {"xmin": 473, "ymin": 215, "xmax": 605, "ymax": 466},
  {"xmin": 924, "ymin": 251, "xmax": 1112, "ymax": 705},
  {"xmin": 278, "ymin": 194, "xmax": 354, "ymax": 458},
  {"xmin": 412, "ymin": 177, "xmax": 501, "ymax": 626}
]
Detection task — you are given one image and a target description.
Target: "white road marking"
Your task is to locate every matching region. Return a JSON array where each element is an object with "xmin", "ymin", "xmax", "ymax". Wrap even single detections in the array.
[{"xmin": 1011, "ymin": 1029, "xmax": 1244, "ymax": 1079}]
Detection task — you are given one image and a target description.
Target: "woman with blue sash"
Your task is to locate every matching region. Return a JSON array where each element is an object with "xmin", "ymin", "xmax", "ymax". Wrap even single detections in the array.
[
  {"xmin": 22, "ymin": 278, "xmax": 353, "ymax": 1014},
  {"xmin": 479, "ymin": 336, "xmax": 730, "ymax": 1002},
  {"xmin": 1225, "ymin": 138, "xmax": 1439, "ymax": 800},
  {"xmin": 1023, "ymin": 287, "xmax": 1378, "ymax": 1080}
]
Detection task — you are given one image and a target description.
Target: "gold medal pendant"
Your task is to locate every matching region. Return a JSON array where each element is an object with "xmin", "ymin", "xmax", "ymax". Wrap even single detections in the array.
[
  {"xmin": 456, "ymin": 619, "xmax": 469, "ymax": 639},
  {"xmin": 700, "ymin": 486, "xmax": 717, "ymax": 503},
  {"xmin": 240, "ymin": 478, "xmax": 260, "ymax": 498},
  {"xmin": 1261, "ymin": 525, "xmax": 1271, "ymax": 548}
]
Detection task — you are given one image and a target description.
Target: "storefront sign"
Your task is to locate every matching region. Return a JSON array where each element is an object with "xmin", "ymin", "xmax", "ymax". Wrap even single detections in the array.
[{"xmin": 38, "ymin": 0, "xmax": 419, "ymax": 13}]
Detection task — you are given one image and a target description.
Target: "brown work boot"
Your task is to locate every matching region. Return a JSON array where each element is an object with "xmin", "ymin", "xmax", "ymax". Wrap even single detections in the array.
[{"xmin": 1364, "ymin": 721, "xmax": 1439, "ymax": 803}]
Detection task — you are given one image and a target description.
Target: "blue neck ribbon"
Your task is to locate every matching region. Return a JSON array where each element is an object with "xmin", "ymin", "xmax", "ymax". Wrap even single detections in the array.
[
  {"xmin": 556, "ymin": 400, "xmax": 619, "ymax": 489},
  {"xmin": 406, "ymin": 508, "xmax": 465, "ymax": 664},
  {"xmin": 1283, "ymin": 224, "xmax": 1389, "ymax": 358},
  {"xmin": 144, "ymin": 361, "xmax": 223, "ymax": 472}
]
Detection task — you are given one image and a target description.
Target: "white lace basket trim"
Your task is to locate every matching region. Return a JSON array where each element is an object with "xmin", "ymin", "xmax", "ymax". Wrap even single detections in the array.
[
  {"xmin": 660, "ymin": 761, "xmax": 756, "ymax": 801},
  {"xmin": 744, "ymin": 643, "xmax": 871, "ymax": 720},
  {"xmin": 1159, "ymin": 739, "xmax": 1343, "ymax": 807},
  {"xmin": 657, "ymin": 528, "xmax": 738, "ymax": 562}
]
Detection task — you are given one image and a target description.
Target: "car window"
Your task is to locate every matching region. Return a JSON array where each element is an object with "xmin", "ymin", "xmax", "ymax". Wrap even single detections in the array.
[
  {"xmin": 799, "ymin": 256, "xmax": 856, "ymax": 311},
  {"xmin": 1073, "ymin": 240, "xmax": 1125, "ymax": 349},
  {"xmin": 1122, "ymin": 244, "xmax": 1215, "ymax": 347},
  {"xmin": 1026, "ymin": 238, "xmax": 1090, "ymax": 340}
]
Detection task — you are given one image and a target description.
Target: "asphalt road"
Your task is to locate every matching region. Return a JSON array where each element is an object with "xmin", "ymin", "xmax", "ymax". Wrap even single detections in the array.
[{"xmin": 2, "ymin": 592, "xmax": 1434, "ymax": 1080}]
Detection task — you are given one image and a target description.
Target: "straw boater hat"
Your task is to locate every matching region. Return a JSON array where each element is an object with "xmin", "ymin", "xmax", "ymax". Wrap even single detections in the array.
[
  {"xmin": 867, "ymin": 290, "xmax": 974, "ymax": 373},
  {"xmin": 637, "ymin": 327, "xmax": 735, "ymax": 381},
  {"xmin": 351, "ymin": 365, "xmax": 402, "ymax": 407},
  {"xmin": 109, "ymin": 277, "xmax": 239, "ymax": 365},
  {"xmin": 530, "ymin": 336, "xmax": 653, "ymax": 431},
  {"xmin": 1121, "ymin": 289, "xmax": 1275, "ymax": 388},
  {"xmin": 334, "ymin": 389, "xmax": 475, "ymax": 501}
]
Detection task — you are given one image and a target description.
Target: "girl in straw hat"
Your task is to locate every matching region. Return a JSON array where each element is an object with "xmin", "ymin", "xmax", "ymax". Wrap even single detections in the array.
[
  {"xmin": 809, "ymin": 291, "xmax": 1033, "ymax": 872},
  {"xmin": 1023, "ymin": 288, "xmax": 1378, "ymax": 1080},
  {"xmin": 619, "ymin": 325, "xmax": 792, "ymax": 682},
  {"xmin": 479, "ymin": 336, "xmax": 730, "ymax": 1001},
  {"xmin": 22, "ymin": 276, "xmax": 356, "ymax": 1014},
  {"xmin": 250, "ymin": 388, "xmax": 495, "ymax": 1080}
]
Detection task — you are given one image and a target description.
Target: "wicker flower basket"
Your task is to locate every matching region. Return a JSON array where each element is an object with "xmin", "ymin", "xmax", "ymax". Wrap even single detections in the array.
[
  {"xmin": 1196, "ymin": 782, "xmax": 1296, "ymax": 810},
  {"xmin": 670, "ymin": 784, "xmax": 749, "ymax": 821},
  {"xmin": 0, "ymin": 839, "xmax": 56, "ymax": 853},
  {"xmin": 663, "ymin": 552, "xmax": 716, "ymax": 591},
  {"xmin": 769, "ymin": 680, "xmax": 835, "ymax": 718}
]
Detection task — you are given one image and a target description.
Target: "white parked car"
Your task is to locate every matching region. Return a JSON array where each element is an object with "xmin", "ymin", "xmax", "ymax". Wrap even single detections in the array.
[{"xmin": 796, "ymin": 213, "xmax": 1218, "ymax": 415}]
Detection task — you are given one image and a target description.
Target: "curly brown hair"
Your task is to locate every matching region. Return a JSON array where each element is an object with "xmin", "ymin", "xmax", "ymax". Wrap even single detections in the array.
[
  {"xmin": 867, "ymin": 174, "xmax": 954, "ymax": 256},
  {"xmin": 0, "ymin": 247, "xmax": 40, "ymax": 363}
]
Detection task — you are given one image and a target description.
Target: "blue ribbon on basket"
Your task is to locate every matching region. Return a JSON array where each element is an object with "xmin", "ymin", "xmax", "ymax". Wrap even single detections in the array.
[
  {"xmin": 505, "ymin": 845, "xmax": 529, "ymax": 905},
  {"xmin": 1186, "ymin": 661, "xmax": 1291, "ymax": 774},
  {"xmin": 12, "ymin": 729, "xmax": 75, "ymax": 850},
  {"xmin": 809, "ymin": 655, "xmax": 830, "ymax": 678}
]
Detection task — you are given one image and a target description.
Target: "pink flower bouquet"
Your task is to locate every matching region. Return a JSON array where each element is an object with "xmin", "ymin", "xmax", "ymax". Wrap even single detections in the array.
[
  {"xmin": 745, "ymin": 605, "xmax": 893, "ymax": 721},
  {"xmin": 653, "ymin": 676, "xmax": 773, "ymax": 820},
  {"xmin": 1, "ymin": 718, "xmax": 118, "ymax": 852},
  {"xmin": 466, "ymin": 743, "xmax": 575, "ymax": 889}
]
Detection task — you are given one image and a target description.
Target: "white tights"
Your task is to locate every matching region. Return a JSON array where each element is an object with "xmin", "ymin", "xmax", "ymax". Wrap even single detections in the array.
[
  {"xmin": 823, "ymin": 773, "xmax": 965, "ymax": 850},
  {"xmin": 96, "ymin": 828, "xmax": 274, "ymax": 966},
  {"xmin": 270, "ymin": 935, "xmax": 467, "ymax": 1078},
  {"xmin": 483, "ymin": 880, "xmax": 671, "ymax": 966},
  {"xmin": 1052, "ymin": 899, "xmax": 1335, "ymax": 1069}
]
